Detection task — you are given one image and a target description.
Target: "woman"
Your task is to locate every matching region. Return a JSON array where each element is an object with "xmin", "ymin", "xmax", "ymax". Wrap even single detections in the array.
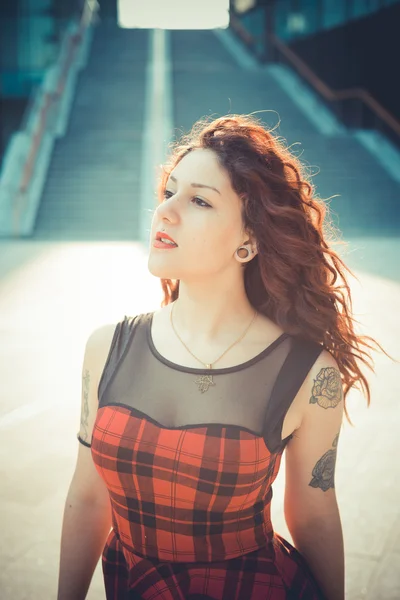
[{"xmin": 58, "ymin": 115, "xmax": 388, "ymax": 600}]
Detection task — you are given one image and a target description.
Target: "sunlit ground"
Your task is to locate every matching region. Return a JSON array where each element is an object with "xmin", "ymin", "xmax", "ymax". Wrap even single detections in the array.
[{"xmin": 118, "ymin": 0, "xmax": 229, "ymax": 29}]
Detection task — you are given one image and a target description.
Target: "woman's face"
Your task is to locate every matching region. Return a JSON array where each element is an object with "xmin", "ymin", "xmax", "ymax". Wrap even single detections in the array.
[{"xmin": 148, "ymin": 148, "xmax": 249, "ymax": 282}]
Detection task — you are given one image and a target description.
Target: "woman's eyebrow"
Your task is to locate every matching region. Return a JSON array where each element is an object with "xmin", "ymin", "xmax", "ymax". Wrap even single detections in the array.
[{"xmin": 169, "ymin": 174, "xmax": 221, "ymax": 195}]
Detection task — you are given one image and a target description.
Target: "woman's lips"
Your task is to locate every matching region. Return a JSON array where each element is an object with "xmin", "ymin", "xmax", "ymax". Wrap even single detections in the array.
[{"xmin": 153, "ymin": 240, "xmax": 178, "ymax": 249}]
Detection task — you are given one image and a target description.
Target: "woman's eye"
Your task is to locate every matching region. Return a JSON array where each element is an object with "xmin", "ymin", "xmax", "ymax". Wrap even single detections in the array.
[
  {"xmin": 163, "ymin": 190, "xmax": 173, "ymax": 200},
  {"xmin": 163, "ymin": 190, "xmax": 210, "ymax": 208},
  {"xmin": 192, "ymin": 197, "xmax": 211, "ymax": 208}
]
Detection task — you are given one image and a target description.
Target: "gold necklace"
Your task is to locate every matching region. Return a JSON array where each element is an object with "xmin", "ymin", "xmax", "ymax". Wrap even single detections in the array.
[{"xmin": 169, "ymin": 301, "xmax": 258, "ymax": 393}]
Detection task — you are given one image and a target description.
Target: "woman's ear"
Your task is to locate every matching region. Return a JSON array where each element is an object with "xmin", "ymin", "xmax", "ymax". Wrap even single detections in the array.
[{"xmin": 245, "ymin": 232, "xmax": 258, "ymax": 257}]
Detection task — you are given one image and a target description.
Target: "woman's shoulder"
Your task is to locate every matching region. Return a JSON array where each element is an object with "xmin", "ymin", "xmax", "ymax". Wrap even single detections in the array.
[
  {"xmin": 84, "ymin": 322, "xmax": 120, "ymax": 373},
  {"xmin": 85, "ymin": 313, "xmax": 150, "ymax": 355},
  {"xmin": 86, "ymin": 321, "xmax": 119, "ymax": 348}
]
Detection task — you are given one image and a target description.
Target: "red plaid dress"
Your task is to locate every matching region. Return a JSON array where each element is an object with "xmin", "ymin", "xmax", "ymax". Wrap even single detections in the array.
[{"xmin": 84, "ymin": 312, "xmax": 326, "ymax": 599}]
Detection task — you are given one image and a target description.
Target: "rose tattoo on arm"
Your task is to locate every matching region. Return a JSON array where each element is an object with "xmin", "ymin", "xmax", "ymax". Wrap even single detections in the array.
[
  {"xmin": 310, "ymin": 367, "xmax": 343, "ymax": 409},
  {"xmin": 309, "ymin": 433, "xmax": 339, "ymax": 492}
]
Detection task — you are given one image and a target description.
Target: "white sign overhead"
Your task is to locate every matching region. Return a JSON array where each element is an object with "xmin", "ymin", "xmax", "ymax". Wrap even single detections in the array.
[{"xmin": 118, "ymin": 0, "xmax": 230, "ymax": 29}]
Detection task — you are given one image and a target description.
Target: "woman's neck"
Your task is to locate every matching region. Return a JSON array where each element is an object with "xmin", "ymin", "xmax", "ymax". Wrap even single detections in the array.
[{"xmin": 169, "ymin": 295, "xmax": 257, "ymax": 345}]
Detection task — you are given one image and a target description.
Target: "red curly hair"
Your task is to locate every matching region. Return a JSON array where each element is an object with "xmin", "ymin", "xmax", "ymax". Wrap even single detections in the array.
[{"xmin": 156, "ymin": 114, "xmax": 394, "ymax": 421}]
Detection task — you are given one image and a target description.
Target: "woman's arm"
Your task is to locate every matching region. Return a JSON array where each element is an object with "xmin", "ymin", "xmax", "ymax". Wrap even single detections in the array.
[
  {"xmin": 58, "ymin": 483, "xmax": 112, "ymax": 600},
  {"xmin": 57, "ymin": 323, "xmax": 116, "ymax": 600},
  {"xmin": 284, "ymin": 349, "xmax": 345, "ymax": 600}
]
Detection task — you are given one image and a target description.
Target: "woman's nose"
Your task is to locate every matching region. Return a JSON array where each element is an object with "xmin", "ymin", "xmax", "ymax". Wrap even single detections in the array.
[{"xmin": 157, "ymin": 194, "xmax": 180, "ymax": 220}]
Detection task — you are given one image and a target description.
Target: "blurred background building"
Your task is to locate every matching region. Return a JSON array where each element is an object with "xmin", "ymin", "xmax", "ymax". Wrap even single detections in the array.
[
  {"xmin": 0, "ymin": 1, "xmax": 84, "ymax": 161},
  {"xmin": 0, "ymin": 0, "xmax": 399, "ymax": 240},
  {"xmin": 232, "ymin": 0, "xmax": 400, "ymax": 141}
]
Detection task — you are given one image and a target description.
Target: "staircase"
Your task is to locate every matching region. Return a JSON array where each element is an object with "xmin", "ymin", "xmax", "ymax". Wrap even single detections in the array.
[
  {"xmin": 33, "ymin": 25, "xmax": 399, "ymax": 240},
  {"xmin": 171, "ymin": 30, "xmax": 399, "ymax": 237},
  {"xmin": 34, "ymin": 21, "xmax": 148, "ymax": 240}
]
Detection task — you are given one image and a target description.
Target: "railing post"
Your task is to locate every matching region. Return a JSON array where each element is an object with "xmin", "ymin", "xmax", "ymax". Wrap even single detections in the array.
[
  {"xmin": 262, "ymin": 0, "xmax": 275, "ymax": 63},
  {"xmin": 316, "ymin": 0, "xmax": 324, "ymax": 31}
]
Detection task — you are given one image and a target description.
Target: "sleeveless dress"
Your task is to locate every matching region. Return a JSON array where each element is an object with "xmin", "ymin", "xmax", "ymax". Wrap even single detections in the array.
[{"xmin": 82, "ymin": 312, "xmax": 326, "ymax": 599}]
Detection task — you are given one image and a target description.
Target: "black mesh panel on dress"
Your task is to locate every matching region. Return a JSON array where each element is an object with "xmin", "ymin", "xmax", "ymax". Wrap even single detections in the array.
[{"xmin": 98, "ymin": 312, "xmax": 324, "ymax": 454}]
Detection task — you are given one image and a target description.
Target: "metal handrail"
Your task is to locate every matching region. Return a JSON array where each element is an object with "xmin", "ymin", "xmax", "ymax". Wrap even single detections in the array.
[
  {"xmin": 18, "ymin": 3, "xmax": 97, "ymax": 195},
  {"xmin": 11, "ymin": 0, "xmax": 99, "ymax": 233},
  {"xmin": 230, "ymin": 13, "xmax": 400, "ymax": 139},
  {"xmin": 18, "ymin": 34, "xmax": 78, "ymax": 195}
]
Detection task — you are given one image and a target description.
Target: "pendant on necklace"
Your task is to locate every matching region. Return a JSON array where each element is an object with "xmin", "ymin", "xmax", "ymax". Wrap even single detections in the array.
[
  {"xmin": 195, "ymin": 364, "xmax": 215, "ymax": 393},
  {"xmin": 195, "ymin": 374, "xmax": 215, "ymax": 393}
]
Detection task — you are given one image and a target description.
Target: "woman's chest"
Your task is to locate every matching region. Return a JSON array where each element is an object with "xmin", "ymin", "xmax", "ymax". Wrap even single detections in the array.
[{"xmin": 91, "ymin": 404, "xmax": 282, "ymax": 509}]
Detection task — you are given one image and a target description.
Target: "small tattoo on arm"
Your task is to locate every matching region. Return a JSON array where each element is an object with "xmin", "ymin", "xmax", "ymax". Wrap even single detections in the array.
[
  {"xmin": 310, "ymin": 367, "xmax": 343, "ymax": 409},
  {"xmin": 309, "ymin": 433, "xmax": 339, "ymax": 492},
  {"xmin": 80, "ymin": 369, "xmax": 90, "ymax": 441}
]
